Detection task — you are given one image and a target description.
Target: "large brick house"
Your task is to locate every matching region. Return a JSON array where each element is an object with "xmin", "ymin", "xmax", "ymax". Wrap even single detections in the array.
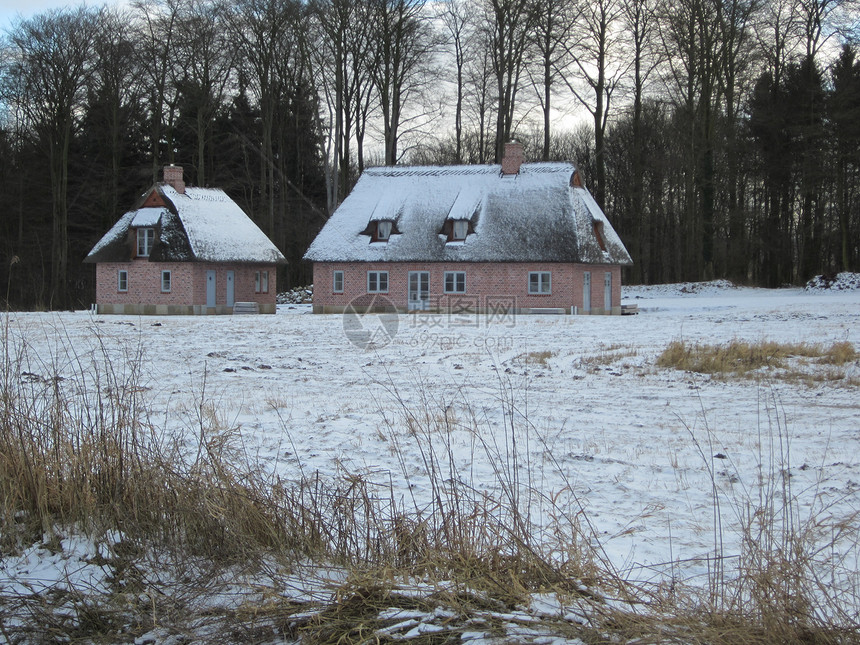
[
  {"xmin": 304, "ymin": 143, "xmax": 632, "ymax": 315},
  {"xmin": 85, "ymin": 165, "xmax": 286, "ymax": 314}
]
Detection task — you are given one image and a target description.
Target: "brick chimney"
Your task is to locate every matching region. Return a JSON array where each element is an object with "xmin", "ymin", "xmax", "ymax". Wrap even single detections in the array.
[
  {"xmin": 163, "ymin": 164, "xmax": 185, "ymax": 194},
  {"xmin": 501, "ymin": 141, "xmax": 525, "ymax": 175}
]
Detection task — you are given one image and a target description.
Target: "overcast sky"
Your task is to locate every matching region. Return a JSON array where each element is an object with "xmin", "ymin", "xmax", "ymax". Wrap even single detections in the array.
[
  {"xmin": 1, "ymin": 0, "xmax": 116, "ymax": 32},
  {"xmin": 2, "ymin": 0, "xmax": 66, "ymax": 30}
]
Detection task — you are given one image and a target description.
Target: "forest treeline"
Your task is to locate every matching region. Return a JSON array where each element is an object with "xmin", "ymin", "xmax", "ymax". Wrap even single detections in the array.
[{"xmin": 0, "ymin": 0, "xmax": 858, "ymax": 309}]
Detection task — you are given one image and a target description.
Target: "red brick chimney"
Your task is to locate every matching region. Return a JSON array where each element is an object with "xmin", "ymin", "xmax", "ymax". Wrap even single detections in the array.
[
  {"xmin": 163, "ymin": 164, "xmax": 185, "ymax": 194},
  {"xmin": 501, "ymin": 141, "xmax": 525, "ymax": 175}
]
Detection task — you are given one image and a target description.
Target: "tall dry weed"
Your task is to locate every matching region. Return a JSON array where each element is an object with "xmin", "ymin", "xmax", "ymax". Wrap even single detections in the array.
[{"xmin": 1, "ymin": 318, "xmax": 858, "ymax": 643}]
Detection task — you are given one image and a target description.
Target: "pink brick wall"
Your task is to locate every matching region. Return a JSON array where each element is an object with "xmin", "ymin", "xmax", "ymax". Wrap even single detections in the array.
[
  {"xmin": 312, "ymin": 262, "xmax": 622, "ymax": 314},
  {"xmin": 96, "ymin": 261, "xmax": 194, "ymax": 305},
  {"xmin": 95, "ymin": 261, "xmax": 277, "ymax": 312}
]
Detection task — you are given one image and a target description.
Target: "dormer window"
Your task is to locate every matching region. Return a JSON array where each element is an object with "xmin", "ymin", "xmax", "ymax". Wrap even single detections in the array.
[
  {"xmin": 376, "ymin": 220, "xmax": 392, "ymax": 241},
  {"xmin": 364, "ymin": 218, "xmax": 398, "ymax": 242},
  {"xmin": 137, "ymin": 228, "xmax": 155, "ymax": 257},
  {"xmin": 444, "ymin": 189, "xmax": 480, "ymax": 241},
  {"xmin": 443, "ymin": 218, "xmax": 471, "ymax": 242}
]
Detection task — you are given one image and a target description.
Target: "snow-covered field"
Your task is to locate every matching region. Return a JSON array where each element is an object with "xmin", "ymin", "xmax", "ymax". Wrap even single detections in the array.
[{"xmin": 3, "ymin": 280, "xmax": 859, "ymax": 603}]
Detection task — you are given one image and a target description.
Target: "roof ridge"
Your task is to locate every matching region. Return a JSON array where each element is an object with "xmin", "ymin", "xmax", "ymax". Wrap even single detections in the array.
[
  {"xmin": 364, "ymin": 161, "xmax": 574, "ymax": 178},
  {"xmin": 163, "ymin": 184, "xmax": 230, "ymax": 202}
]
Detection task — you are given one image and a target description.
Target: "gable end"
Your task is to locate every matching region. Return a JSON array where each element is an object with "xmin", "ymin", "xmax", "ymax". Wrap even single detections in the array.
[{"xmin": 141, "ymin": 189, "xmax": 168, "ymax": 209}]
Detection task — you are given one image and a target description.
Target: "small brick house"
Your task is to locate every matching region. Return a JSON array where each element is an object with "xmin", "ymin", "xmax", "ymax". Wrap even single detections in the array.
[
  {"xmin": 85, "ymin": 165, "xmax": 286, "ymax": 314},
  {"xmin": 304, "ymin": 143, "xmax": 632, "ymax": 315}
]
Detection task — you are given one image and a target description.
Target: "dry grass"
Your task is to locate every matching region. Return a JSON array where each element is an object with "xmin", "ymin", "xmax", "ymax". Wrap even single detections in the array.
[
  {"xmin": 581, "ymin": 346, "xmax": 639, "ymax": 368},
  {"xmin": 819, "ymin": 340, "xmax": 858, "ymax": 365},
  {"xmin": 657, "ymin": 339, "xmax": 858, "ymax": 383},
  {"xmin": 516, "ymin": 349, "xmax": 555, "ymax": 365},
  {"xmin": 1, "ymin": 320, "xmax": 858, "ymax": 643}
]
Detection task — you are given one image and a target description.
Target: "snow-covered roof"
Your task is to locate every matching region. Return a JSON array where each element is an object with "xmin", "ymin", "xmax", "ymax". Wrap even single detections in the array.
[
  {"xmin": 85, "ymin": 184, "xmax": 286, "ymax": 265},
  {"xmin": 303, "ymin": 162, "xmax": 632, "ymax": 265},
  {"xmin": 130, "ymin": 207, "xmax": 164, "ymax": 227}
]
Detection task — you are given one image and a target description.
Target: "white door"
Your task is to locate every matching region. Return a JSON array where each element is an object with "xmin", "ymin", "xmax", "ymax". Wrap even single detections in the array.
[
  {"xmin": 226, "ymin": 271, "xmax": 235, "ymax": 307},
  {"xmin": 604, "ymin": 272, "xmax": 612, "ymax": 311},
  {"xmin": 583, "ymin": 272, "xmax": 591, "ymax": 313},
  {"xmin": 408, "ymin": 271, "xmax": 430, "ymax": 311},
  {"xmin": 206, "ymin": 270, "xmax": 216, "ymax": 308}
]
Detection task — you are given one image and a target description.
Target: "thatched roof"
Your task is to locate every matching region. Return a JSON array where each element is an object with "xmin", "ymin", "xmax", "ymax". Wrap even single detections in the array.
[
  {"xmin": 85, "ymin": 184, "xmax": 286, "ymax": 265},
  {"xmin": 303, "ymin": 162, "xmax": 631, "ymax": 265}
]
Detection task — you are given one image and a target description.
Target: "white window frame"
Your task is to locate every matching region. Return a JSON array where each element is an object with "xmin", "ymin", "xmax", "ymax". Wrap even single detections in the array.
[
  {"xmin": 333, "ymin": 270, "xmax": 344, "ymax": 293},
  {"xmin": 137, "ymin": 228, "xmax": 155, "ymax": 257},
  {"xmin": 451, "ymin": 220, "xmax": 468, "ymax": 240},
  {"xmin": 376, "ymin": 220, "xmax": 392, "ymax": 240},
  {"xmin": 161, "ymin": 270, "xmax": 171, "ymax": 292},
  {"xmin": 367, "ymin": 271, "xmax": 389, "ymax": 293},
  {"xmin": 528, "ymin": 271, "xmax": 551, "ymax": 294},
  {"xmin": 255, "ymin": 270, "xmax": 269, "ymax": 294},
  {"xmin": 444, "ymin": 271, "xmax": 466, "ymax": 293},
  {"xmin": 117, "ymin": 270, "xmax": 128, "ymax": 292}
]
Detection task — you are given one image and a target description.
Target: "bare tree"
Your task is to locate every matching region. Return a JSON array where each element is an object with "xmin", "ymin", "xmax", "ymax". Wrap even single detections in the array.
[
  {"xmin": 88, "ymin": 7, "xmax": 145, "ymax": 229},
  {"xmin": 371, "ymin": 0, "xmax": 437, "ymax": 165},
  {"xmin": 797, "ymin": 0, "xmax": 858, "ymax": 61},
  {"xmin": 754, "ymin": 0, "xmax": 802, "ymax": 87},
  {"xmin": 348, "ymin": 2, "xmax": 378, "ymax": 174},
  {"xmin": 0, "ymin": 61, "xmax": 28, "ymax": 255},
  {"xmin": 657, "ymin": 0, "xmax": 721, "ymax": 278},
  {"xmin": 313, "ymin": 0, "xmax": 373, "ymax": 209},
  {"xmin": 133, "ymin": 0, "xmax": 182, "ymax": 181},
  {"xmin": 715, "ymin": 0, "xmax": 759, "ymax": 280},
  {"xmin": 229, "ymin": 0, "xmax": 303, "ymax": 235},
  {"xmin": 481, "ymin": 0, "xmax": 539, "ymax": 161},
  {"xmin": 7, "ymin": 7, "xmax": 99, "ymax": 308},
  {"xmin": 463, "ymin": 34, "xmax": 496, "ymax": 162},
  {"xmin": 563, "ymin": 0, "xmax": 629, "ymax": 207},
  {"xmin": 529, "ymin": 0, "xmax": 578, "ymax": 160},
  {"xmin": 621, "ymin": 0, "xmax": 661, "ymax": 281},
  {"xmin": 830, "ymin": 44, "xmax": 860, "ymax": 272},
  {"xmin": 437, "ymin": 0, "xmax": 476, "ymax": 163},
  {"xmin": 173, "ymin": 0, "xmax": 236, "ymax": 187}
]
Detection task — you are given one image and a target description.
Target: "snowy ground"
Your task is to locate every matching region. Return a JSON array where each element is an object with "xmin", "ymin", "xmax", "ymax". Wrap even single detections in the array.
[{"xmin": 2, "ymin": 280, "xmax": 859, "ymax": 616}]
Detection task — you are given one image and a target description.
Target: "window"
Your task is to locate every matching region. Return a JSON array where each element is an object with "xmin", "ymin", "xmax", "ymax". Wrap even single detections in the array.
[
  {"xmin": 137, "ymin": 228, "xmax": 155, "ymax": 257},
  {"xmin": 451, "ymin": 220, "xmax": 468, "ymax": 240},
  {"xmin": 367, "ymin": 271, "xmax": 388, "ymax": 293},
  {"xmin": 255, "ymin": 270, "xmax": 269, "ymax": 293},
  {"xmin": 117, "ymin": 270, "xmax": 128, "ymax": 292},
  {"xmin": 528, "ymin": 271, "xmax": 551, "ymax": 294},
  {"xmin": 376, "ymin": 220, "xmax": 392, "ymax": 241},
  {"xmin": 333, "ymin": 270, "xmax": 344, "ymax": 293},
  {"xmin": 444, "ymin": 271, "xmax": 466, "ymax": 293},
  {"xmin": 161, "ymin": 270, "xmax": 171, "ymax": 292}
]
